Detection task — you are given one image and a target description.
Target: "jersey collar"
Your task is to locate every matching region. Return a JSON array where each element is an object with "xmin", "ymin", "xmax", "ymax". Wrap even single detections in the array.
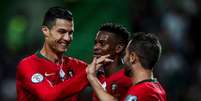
[
  {"xmin": 35, "ymin": 50, "xmax": 50, "ymax": 61},
  {"xmin": 134, "ymin": 78, "xmax": 158, "ymax": 86}
]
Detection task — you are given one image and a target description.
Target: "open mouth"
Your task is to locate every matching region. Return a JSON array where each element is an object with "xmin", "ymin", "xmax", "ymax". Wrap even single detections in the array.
[{"xmin": 60, "ymin": 43, "xmax": 67, "ymax": 46}]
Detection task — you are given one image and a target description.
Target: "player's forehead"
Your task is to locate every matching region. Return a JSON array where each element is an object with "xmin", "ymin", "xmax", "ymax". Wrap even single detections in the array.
[
  {"xmin": 52, "ymin": 18, "xmax": 74, "ymax": 30},
  {"xmin": 95, "ymin": 31, "xmax": 115, "ymax": 41}
]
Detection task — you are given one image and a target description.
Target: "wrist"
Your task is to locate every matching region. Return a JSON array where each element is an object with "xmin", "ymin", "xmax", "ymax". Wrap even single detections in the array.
[{"xmin": 87, "ymin": 74, "xmax": 96, "ymax": 81}]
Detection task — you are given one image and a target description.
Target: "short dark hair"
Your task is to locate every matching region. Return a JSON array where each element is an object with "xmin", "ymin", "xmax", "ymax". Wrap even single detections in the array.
[
  {"xmin": 128, "ymin": 32, "xmax": 162, "ymax": 69},
  {"xmin": 42, "ymin": 6, "xmax": 73, "ymax": 28},
  {"xmin": 99, "ymin": 23, "xmax": 130, "ymax": 46}
]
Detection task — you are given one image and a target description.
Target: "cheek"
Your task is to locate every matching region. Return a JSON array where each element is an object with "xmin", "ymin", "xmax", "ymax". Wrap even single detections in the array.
[
  {"xmin": 53, "ymin": 34, "xmax": 62, "ymax": 40},
  {"xmin": 50, "ymin": 31, "xmax": 62, "ymax": 39},
  {"xmin": 105, "ymin": 45, "xmax": 115, "ymax": 52},
  {"xmin": 47, "ymin": 35, "xmax": 59, "ymax": 45},
  {"xmin": 101, "ymin": 45, "xmax": 110, "ymax": 53}
]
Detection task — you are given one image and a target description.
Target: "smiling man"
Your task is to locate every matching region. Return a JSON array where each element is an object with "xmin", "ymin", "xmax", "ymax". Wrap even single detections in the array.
[{"xmin": 16, "ymin": 7, "xmax": 88, "ymax": 101}]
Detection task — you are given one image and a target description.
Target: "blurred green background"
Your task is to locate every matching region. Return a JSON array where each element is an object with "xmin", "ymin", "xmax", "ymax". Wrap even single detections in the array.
[{"xmin": 1, "ymin": 0, "xmax": 201, "ymax": 101}]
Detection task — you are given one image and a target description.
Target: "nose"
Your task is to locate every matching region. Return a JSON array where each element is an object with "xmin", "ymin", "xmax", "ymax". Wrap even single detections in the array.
[
  {"xmin": 63, "ymin": 33, "xmax": 72, "ymax": 42},
  {"xmin": 93, "ymin": 43, "xmax": 100, "ymax": 52}
]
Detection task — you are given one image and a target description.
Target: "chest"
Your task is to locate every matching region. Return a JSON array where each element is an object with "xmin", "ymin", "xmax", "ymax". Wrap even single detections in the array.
[{"xmin": 36, "ymin": 60, "xmax": 81, "ymax": 86}]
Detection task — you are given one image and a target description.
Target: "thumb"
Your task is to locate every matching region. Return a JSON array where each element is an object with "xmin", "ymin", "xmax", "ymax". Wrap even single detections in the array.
[{"xmin": 92, "ymin": 57, "xmax": 97, "ymax": 65}]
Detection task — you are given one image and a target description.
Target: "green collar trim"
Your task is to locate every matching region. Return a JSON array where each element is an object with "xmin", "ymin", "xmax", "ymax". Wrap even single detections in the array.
[
  {"xmin": 35, "ymin": 50, "xmax": 49, "ymax": 61},
  {"xmin": 114, "ymin": 62, "xmax": 125, "ymax": 72},
  {"xmin": 134, "ymin": 78, "xmax": 158, "ymax": 85}
]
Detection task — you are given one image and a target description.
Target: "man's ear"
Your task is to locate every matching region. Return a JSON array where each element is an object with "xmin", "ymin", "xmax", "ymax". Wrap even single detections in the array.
[
  {"xmin": 115, "ymin": 44, "xmax": 125, "ymax": 54},
  {"xmin": 41, "ymin": 26, "xmax": 50, "ymax": 37},
  {"xmin": 129, "ymin": 52, "xmax": 137, "ymax": 64}
]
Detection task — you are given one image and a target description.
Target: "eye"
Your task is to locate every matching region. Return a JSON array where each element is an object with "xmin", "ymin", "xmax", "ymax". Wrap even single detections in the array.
[
  {"xmin": 69, "ymin": 30, "xmax": 73, "ymax": 35},
  {"xmin": 58, "ymin": 29, "xmax": 67, "ymax": 34},
  {"xmin": 99, "ymin": 41, "xmax": 105, "ymax": 46}
]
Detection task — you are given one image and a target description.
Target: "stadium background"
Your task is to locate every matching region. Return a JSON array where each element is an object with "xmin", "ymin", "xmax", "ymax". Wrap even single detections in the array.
[{"xmin": 0, "ymin": 0, "xmax": 201, "ymax": 101}]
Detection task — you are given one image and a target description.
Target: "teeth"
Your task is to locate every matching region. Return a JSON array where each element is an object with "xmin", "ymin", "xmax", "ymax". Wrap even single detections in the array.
[{"xmin": 60, "ymin": 43, "xmax": 66, "ymax": 46}]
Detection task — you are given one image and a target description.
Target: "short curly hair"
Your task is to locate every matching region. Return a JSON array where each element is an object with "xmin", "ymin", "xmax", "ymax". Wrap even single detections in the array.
[{"xmin": 99, "ymin": 23, "xmax": 130, "ymax": 46}]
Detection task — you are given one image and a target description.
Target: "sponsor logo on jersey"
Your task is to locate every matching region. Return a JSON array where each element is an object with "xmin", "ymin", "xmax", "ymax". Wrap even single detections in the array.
[{"xmin": 44, "ymin": 72, "xmax": 55, "ymax": 77}]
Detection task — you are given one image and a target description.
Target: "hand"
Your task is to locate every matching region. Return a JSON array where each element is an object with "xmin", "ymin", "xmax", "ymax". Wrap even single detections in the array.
[
  {"xmin": 86, "ymin": 55, "xmax": 113, "ymax": 76},
  {"xmin": 86, "ymin": 57, "xmax": 97, "ymax": 77},
  {"xmin": 95, "ymin": 54, "xmax": 113, "ymax": 68}
]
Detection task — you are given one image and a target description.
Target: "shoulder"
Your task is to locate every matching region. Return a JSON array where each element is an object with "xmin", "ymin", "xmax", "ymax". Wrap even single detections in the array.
[
  {"xmin": 17, "ymin": 54, "xmax": 41, "ymax": 78},
  {"xmin": 17, "ymin": 54, "xmax": 42, "ymax": 74},
  {"xmin": 18, "ymin": 54, "xmax": 37, "ymax": 67},
  {"xmin": 127, "ymin": 82, "xmax": 164, "ymax": 99},
  {"xmin": 129, "ymin": 82, "xmax": 162, "ymax": 96},
  {"xmin": 125, "ymin": 85, "xmax": 149, "ymax": 101},
  {"xmin": 130, "ymin": 82, "xmax": 155, "ymax": 92}
]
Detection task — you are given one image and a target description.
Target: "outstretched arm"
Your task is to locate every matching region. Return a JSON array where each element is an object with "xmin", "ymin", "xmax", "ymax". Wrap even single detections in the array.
[
  {"xmin": 86, "ymin": 56, "xmax": 117, "ymax": 101},
  {"xmin": 17, "ymin": 61, "xmax": 88, "ymax": 101}
]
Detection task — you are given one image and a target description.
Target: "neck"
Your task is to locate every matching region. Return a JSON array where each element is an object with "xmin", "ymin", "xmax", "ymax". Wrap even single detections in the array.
[
  {"xmin": 40, "ymin": 43, "xmax": 63, "ymax": 64},
  {"xmin": 131, "ymin": 63, "xmax": 153, "ymax": 85},
  {"xmin": 104, "ymin": 57, "xmax": 121, "ymax": 77}
]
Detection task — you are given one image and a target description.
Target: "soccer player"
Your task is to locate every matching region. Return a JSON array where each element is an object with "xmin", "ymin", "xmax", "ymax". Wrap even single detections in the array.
[
  {"xmin": 87, "ymin": 32, "xmax": 167, "ymax": 101},
  {"xmin": 92, "ymin": 23, "xmax": 132, "ymax": 101},
  {"xmin": 16, "ymin": 7, "xmax": 88, "ymax": 101}
]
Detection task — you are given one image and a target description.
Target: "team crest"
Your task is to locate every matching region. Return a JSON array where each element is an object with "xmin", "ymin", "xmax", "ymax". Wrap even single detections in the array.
[
  {"xmin": 125, "ymin": 95, "xmax": 137, "ymax": 101},
  {"xmin": 67, "ymin": 69, "xmax": 74, "ymax": 78},
  {"xmin": 31, "ymin": 73, "xmax": 44, "ymax": 83}
]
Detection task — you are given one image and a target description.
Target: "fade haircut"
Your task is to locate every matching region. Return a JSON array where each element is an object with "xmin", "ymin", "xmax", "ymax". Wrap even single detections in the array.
[
  {"xmin": 42, "ymin": 6, "xmax": 73, "ymax": 29},
  {"xmin": 128, "ymin": 32, "xmax": 162, "ymax": 69},
  {"xmin": 99, "ymin": 23, "xmax": 130, "ymax": 46}
]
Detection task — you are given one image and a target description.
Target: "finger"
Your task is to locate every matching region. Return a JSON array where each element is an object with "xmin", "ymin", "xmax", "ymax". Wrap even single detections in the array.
[
  {"xmin": 105, "ymin": 58, "xmax": 114, "ymax": 63},
  {"xmin": 101, "ymin": 54, "xmax": 110, "ymax": 59},
  {"xmin": 96, "ymin": 57, "xmax": 113, "ymax": 65},
  {"xmin": 92, "ymin": 57, "xmax": 97, "ymax": 65},
  {"xmin": 96, "ymin": 55, "xmax": 109, "ymax": 64},
  {"xmin": 87, "ymin": 57, "xmax": 98, "ymax": 75}
]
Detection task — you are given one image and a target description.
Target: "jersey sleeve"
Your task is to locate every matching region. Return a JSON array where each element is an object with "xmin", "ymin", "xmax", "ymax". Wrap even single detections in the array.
[{"xmin": 17, "ymin": 59, "xmax": 88, "ymax": 101}]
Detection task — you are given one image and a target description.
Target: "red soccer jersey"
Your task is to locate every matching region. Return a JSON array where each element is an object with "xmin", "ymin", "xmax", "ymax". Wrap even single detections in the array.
[
  {"xmin": 16, "ymin": 51, "xmax": 88, "ymax": 101},
  {"xmin": 124, "ymin": 79, "xmax": 166, "ymax": 101},
  {"xmin": 93, "ymin": 68, "xmax": 132, "ymax": 101}
]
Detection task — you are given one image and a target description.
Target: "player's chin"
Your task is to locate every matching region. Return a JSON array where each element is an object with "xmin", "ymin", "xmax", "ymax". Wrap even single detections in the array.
[
  {"xmin": 57, "ymin": 47, "xmax": 68, "ymax": 53},
  {"xmin": 61, "ymin": 44, "xmax": 70, "ymax": 50}
]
